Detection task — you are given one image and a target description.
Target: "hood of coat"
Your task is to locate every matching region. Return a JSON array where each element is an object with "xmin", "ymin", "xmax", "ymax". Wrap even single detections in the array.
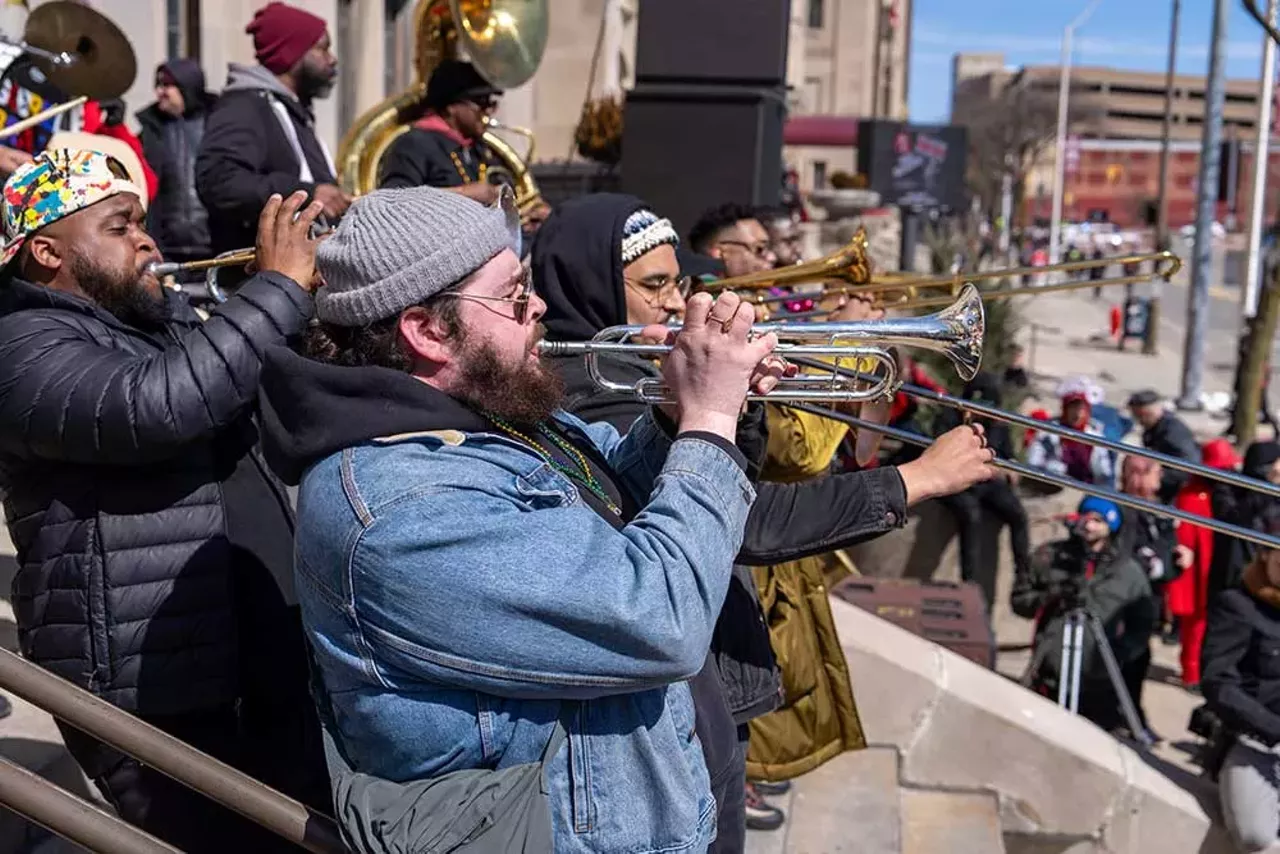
[
  {"xmin": 258, "ymin": 346, "xmax": 492, "ymax": 486},
  {"xmin": 531, "ymin": 193, "xmax": 647, "ymax": 343},
  {"xmin": 224, "ymin": 62, "xmax": 295, "ymax": 97}
]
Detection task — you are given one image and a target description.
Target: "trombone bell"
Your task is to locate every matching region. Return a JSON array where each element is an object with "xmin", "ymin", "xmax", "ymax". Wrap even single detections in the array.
[{"xmin": 537, "ymin": 285, "xmax": 986, "ymax": 404}]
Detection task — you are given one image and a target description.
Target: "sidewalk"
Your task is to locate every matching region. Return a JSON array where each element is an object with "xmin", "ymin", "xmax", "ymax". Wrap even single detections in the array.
[{"xmin": 1015, "ymin": 285, "xmax": 1243, "ymax": 443}]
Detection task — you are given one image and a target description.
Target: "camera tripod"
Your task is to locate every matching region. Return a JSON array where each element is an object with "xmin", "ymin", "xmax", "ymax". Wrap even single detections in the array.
[{"xmin": 1022, "ymin": 606, "xmax": 1155, "ymax": 749}]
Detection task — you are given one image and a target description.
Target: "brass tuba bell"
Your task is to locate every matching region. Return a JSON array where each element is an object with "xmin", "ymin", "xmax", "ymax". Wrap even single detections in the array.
[{"xmin": 336, "ymin": 0, "xmax": 549, "ymax": 217}]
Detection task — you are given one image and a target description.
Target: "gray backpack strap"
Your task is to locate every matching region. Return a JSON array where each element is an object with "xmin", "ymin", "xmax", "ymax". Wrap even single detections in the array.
[{"xmin": 537, "ymin": 704, "xmax": 574, "ymax": 795}]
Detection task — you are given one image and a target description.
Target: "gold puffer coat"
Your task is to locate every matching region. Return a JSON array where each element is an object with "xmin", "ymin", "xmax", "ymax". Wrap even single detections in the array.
[{"xmin": 745, "ymin": 405, "xmax": 867, "ymax": 781}]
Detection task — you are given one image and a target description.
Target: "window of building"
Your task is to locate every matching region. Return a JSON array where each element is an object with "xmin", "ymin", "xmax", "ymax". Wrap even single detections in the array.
[
  {"xmin": 813, "ymin": 161, "xmax": 828, "ymax": 189},
  {"xmin": 1087, "ymin": 172, "xmax": 1105, "ymax": 186},
  {"xmin": 167, "ymin": 0, "xmax": 201, "ymax": 60},
  {"xmin": 808, "ymin": 0, "xmax": 824, "ymax": 28},
  {"xmin": 1175, "ymin": 174, "xmax": 1194, "ymax": 189},
  {"xmin": 804, "ymin": 76, "xmax": 823, "ymax": 113}
]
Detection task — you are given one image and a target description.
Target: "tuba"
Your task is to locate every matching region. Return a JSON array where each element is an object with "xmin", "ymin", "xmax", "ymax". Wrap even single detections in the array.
[{"xmin": 336, "ymin": 0, "xmax": 548, "ymax": 216}]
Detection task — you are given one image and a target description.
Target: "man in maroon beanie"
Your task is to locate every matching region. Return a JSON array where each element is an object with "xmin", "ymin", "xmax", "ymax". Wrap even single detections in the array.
[{"xmin": 196, "ymin": 1, "xmax": 351, "ymax": 265}]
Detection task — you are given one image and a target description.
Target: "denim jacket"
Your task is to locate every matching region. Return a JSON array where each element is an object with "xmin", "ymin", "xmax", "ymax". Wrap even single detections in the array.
[{"xmin": 292, "ymin": 406, "xmax": 755, "ymax": 854}]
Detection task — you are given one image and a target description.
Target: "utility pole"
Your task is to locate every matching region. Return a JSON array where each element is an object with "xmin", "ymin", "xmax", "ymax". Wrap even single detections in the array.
[
  {"xmin": 1232, "ymin": 0, "xmax": 1278, "ymax": 442},
  {"xmin": 1177, "ymin": 0, "xmax": 1229, "ymax": 411},
  {"xmin": 1147, "ymin": 0, "xmax": 1182, "ymax": 355},
  {"xmin": 1244, "ymin": 0, "xmax": 1277, "ymax": 321},
  {"xmin": 1049, "ymin": 0, "xmax": 1104, "ymax": 271}
]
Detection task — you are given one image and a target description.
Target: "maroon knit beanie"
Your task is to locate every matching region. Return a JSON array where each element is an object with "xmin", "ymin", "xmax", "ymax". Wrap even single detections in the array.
[{"xmin": 247, "ymin": 2, "xmax": 327, "ymax": 75}]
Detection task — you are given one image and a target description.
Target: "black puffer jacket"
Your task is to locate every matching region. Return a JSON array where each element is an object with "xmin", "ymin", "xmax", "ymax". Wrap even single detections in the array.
[
  {"xmin": 137, "ymin": 58, "xmax": 217, "ymax": 260},
  {"xmin": 0, "ymin": 273, "xmax": 312, "ymax": 715}
]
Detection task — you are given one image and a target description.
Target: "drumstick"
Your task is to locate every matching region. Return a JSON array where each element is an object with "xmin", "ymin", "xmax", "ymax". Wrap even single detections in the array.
[{"xmin": 0, "ymin": 96, "xmax": 89, "ymax": 142}]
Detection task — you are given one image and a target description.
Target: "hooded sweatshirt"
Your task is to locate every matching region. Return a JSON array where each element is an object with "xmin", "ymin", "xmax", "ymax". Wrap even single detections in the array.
[
  {"xmin": 137, "ymin": 59, "xmax": 218, "ymax": 259},
  {"xmin": 1209, "ymin": 441, "xmax": 1280, "ymax": 601},
  {"xmin": 195, "ymin": 63, "xmax": 337, "ymax": 255}
]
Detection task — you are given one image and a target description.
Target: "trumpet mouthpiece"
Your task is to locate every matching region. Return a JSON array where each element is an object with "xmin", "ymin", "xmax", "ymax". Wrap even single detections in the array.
[{"xmin": 146, "ymin": 261, "xmax": 181, "ymax": 278}]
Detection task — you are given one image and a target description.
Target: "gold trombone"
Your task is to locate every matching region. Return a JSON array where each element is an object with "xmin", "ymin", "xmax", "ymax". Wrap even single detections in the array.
[{"xmin": 696, "ymin": 227, "xmax": 1180, "ymax": 316}]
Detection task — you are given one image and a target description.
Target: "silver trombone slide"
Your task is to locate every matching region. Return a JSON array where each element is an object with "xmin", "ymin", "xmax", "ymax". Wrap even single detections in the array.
[
  {"xmin": 792, "ymin": 403, "xmax": 1280, "ymax": 551},
  {"xmin": 787, "ymin": 355, "xmax": 1280, "ymax": 501}
]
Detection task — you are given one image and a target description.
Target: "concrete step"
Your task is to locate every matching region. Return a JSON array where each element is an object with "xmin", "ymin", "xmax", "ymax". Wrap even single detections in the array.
[
  {"xmin": 747, "ymin": 747, "xmax": 904, "ymax": 854},
  {"xmin": 900, "ymin": 788, "xmax": 1005, "ymax": 854}
]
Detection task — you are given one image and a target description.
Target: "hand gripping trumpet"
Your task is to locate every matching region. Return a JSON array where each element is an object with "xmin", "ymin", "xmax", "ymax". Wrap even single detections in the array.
[{"xmin": 537, "ymin": 284, "xmax": 985, "ymax": 403}]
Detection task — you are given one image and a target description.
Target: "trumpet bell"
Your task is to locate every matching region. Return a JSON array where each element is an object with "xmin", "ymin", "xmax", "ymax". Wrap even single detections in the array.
[{"xmin": 537, "ymin": 285, "xmax": 986, "ymax": 403}]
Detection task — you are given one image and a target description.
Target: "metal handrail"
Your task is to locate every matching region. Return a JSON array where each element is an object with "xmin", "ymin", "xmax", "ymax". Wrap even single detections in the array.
[
  {"xmin": 0, "ymin": 755, "xmax": 179, "ymax": 854},
  {"xmin": 0, "ymin": 648, "xmax": 347, "ymax": 853}
]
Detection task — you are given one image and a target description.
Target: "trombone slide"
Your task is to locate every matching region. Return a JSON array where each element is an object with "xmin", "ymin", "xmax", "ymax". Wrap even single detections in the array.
[{"xmin": 796, "ymin": 402, "xmax": 1280, "ymax": 551}]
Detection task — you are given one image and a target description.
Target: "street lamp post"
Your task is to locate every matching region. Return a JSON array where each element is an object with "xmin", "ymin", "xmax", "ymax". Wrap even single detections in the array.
[
  {"xmin": 1177, "ymin": 0, "xmax": 1230, "ymax": 411},
  {"xmin": 1146, "ymin": 0, "xmax": 1182, "ymax": 355},
  {"xmin": 1048, "ymin": 0, "xmax": 1104, "ymax": 270}
]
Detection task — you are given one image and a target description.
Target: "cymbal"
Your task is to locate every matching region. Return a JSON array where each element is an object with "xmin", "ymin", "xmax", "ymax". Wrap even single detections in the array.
[{"xmin": 24, "ymin": 1, "xmax": 137, "ymax": 101}]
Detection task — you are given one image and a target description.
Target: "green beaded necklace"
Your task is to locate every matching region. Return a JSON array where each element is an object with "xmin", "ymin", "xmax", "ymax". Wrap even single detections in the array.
[{"xmin": 486, "ymin": 414, "xmax": 622, "ymax": 516}]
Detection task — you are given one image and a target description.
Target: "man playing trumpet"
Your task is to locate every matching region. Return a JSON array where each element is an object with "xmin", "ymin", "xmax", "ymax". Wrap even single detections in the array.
[{"xmin": 258, "ymin": 184, "xmax": 810, "ymax": 853}]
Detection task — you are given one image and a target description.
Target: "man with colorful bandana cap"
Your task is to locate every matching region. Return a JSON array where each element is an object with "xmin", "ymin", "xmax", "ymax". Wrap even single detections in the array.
[{"xmin": 0, "ymin": 149, "xmax": 332, "ymax": 851}]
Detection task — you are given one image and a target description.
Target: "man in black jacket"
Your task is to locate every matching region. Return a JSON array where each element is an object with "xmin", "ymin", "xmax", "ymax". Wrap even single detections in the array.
[
  {"xmin": 378, "ymin": 59, "xmax": 502, "ymax": 205},
  {"xmin": 1128, "ymin": 388, "xmax": 1200, "ymax": 503},
  {"xmin": 934, "ymin": 372, "xmax": 1032, "ymax": 610},
  {"xmin": 530, "ymin": 193, "xmax": 997, "ymax": 851},
  {"xmin": 196, "ymin": 2, "xmax": 350, "ymax": 257},
  {"xmin": 137, "ymin": 58, "xmax": 217, "ymax": 265},
  {"xmin": 0, "ymin": 149, "xmax": 328, "ymax": 851}
]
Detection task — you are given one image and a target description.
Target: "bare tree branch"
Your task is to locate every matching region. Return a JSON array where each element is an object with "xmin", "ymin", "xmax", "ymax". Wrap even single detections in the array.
[{"xmin": 954, "ymin": 75, "xmax": 1102, "ymax": 219}]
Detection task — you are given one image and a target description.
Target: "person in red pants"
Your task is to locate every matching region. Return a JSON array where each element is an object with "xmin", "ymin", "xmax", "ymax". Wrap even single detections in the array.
[{"xmin": 1167, "ymin": 438, "xmax": 1242, "ymax": 690}]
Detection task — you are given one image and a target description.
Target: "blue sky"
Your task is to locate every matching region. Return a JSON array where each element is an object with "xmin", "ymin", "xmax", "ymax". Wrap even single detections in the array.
[{"xmin": 910, "ymin": 0, "xmax": 1276, "ymax": 122}]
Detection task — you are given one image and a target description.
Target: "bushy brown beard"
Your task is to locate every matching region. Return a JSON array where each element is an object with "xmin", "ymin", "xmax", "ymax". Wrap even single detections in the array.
[{"xmin": 453, "ymin": 334, "xmax": 565, "ymax": 425}]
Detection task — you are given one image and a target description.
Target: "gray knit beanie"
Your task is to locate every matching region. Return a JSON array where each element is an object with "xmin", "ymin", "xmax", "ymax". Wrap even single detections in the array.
[{"xmin": 314, "ymin": 186, "xmax": 521, "ymax": 326}]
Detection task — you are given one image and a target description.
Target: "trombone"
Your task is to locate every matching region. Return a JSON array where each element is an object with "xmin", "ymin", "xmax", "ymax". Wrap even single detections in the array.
[
  {"xmin": 778, "ymin": 355, "xmax": 1280, "ymax": 550},
  {"xmin": 697, "ymin": 229, "xmax": 1181, "ymax": 317},
  {"xmin": 537, "ymin": 285, "xmax": 985, "ymax": 403}
]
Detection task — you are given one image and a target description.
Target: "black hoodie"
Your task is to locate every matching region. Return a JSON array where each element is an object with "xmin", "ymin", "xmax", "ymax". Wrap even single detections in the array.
[
  {"xmin": 1209, "ymin": 441, "xmax": 1280, "ymax": 601},
  {"xmin": 137, "ymin": 59, "xmax": 217, "ymax": 259}
]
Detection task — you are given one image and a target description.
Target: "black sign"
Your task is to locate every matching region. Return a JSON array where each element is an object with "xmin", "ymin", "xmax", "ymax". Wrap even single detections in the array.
[{"xmin": 857, "ymin": 121, "xmax": 968, "ymax": 211}]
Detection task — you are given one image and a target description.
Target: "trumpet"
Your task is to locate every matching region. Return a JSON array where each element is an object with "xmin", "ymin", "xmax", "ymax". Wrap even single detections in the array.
[
  {"xmin": 537, "ymin": 284, "xmax": 985, "ymax": 403},
  {"xmin": 147, "ymin": 219, "xmax": 335, "ymax": 303}
]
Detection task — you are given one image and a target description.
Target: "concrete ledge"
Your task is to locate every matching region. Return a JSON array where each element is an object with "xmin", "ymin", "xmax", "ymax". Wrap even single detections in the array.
[{"xmin": 833, "ymin": 597, "xmax": 1233, "ymax": 853}]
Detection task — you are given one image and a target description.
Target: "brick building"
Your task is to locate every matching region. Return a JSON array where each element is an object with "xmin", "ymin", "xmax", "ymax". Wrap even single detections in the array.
[{"xmin": 952, "ymin": 53, "xmax": 1280, "ymax": 229}]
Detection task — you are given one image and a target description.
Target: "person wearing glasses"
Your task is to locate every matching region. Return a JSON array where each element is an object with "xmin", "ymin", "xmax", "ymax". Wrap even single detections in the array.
[
  {"xmin": 688, "ymin": 202, "xmax": 779, "ymax": 279},
  {"xmin": 378, "ymin": 59, "xmax": 504, "ymax": 206},
  {"xmin": 258, "ymin": 185, "xmax": 809, "ymax": 852},
  {"xmin": 529, "ymin": 192, "xmax": 997, "ymax": 852},
  {"xmin": 0, "ymin": 150, "xmax": 330, "ymax": 851}
]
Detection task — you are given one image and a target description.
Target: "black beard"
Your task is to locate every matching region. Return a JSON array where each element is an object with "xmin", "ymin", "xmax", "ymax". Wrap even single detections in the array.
[
  {"xmin": 297, "ymin": 64, "xmax": 336, "ymax": 102},
  {"xmin": 453, "ymin": 337, "xmax": 565, "ymax": 425},
  {"xmin": 70, "ymin": 254, "xmax": 168, "ymax": 329}
]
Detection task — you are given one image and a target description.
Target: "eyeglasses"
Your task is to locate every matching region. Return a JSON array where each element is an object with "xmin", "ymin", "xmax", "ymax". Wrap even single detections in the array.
[
  {"xmin": 624, "ymin": 275, "xmax": 692, "ymax": 307},
  {"xmin": 438, "ymin": 266, "xmax": 534, "ymax": 323},
  {"xmin": 716, "ymin": 239, "xmax": 774, "ymax": 260}
]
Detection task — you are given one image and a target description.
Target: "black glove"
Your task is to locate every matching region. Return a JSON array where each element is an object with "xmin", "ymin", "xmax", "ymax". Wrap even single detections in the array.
[{"xmin": 99, "ymin": 98, "xmax": 126, "ymax": 127}]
